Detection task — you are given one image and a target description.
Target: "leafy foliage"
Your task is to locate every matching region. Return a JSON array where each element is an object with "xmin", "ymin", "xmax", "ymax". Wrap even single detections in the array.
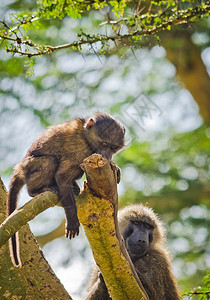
[
  {"xmin": 118, "ymin": 125, "xmax": 210, "ymax": 210},
  {"xmin": 0, "ymin": 0, "xmax": 210, "ymax": 298},
  {"xmin": 0, "ymin": 0, "xmax": 209, "ymax": 64},
  {"xmin": 182, "ymin": 272, "xmax": 210, "ymax": 299}
]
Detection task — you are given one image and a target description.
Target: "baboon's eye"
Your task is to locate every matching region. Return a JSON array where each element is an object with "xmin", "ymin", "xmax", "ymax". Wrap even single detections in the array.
[
  {"xmin": 102, "ymin": 142, "xmax": 108, "ymax": 149},
  {"xmin": 133, "ymin": 220, "xmax": 140, "ymax": 225},
  {"xmin": 144, "ymin": 223, "xmax": 152, "ymax": 229},
  {"xmin": 110, "ymin": 145, "xmax": 118, "ymax": 151}
]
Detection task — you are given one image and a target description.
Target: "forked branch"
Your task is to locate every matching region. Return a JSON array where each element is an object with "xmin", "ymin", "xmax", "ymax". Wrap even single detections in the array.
[{"xmin": 0, "ymin": 154, "xmax": 147, "ymax": 299}]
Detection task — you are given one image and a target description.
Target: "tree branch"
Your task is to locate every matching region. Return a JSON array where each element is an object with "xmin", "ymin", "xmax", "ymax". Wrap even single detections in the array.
[
  {"xmin": 0, "ymin": 191, "xmax": 59, "ymax": 248},
  {"xmin": 79, "ymin": 154, "xmax": 148, "ymax": 300},
  {"xmin": 0, "ymin": 178, "xmax": 72, "ymax": 299},
  {"xmin": 0, "ymin": 154, "xmax": 148, "ymax": 299},
  {"xmin": 1, "ymin": 4, "xmax": 209, "ymax": 58}
]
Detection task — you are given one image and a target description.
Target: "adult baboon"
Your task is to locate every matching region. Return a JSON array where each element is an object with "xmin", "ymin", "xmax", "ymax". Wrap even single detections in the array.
[{"xmin": 87, "ymin": 204, "xmax": 181, "ymax": 300}]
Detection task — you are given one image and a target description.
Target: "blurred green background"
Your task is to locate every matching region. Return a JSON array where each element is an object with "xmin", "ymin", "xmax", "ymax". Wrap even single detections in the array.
[{"xmin": 0, "ymin": 1, "xmax": 209, "ymax": 299}]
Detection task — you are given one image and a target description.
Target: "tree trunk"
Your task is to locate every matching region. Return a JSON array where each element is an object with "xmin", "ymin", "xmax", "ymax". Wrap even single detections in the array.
[
  {"xmin": 0, "ymin": 154, "xmax": 148, "ymax": 299},
  {"xmin": 162, "ymin": 31, "xmax": 210, "ymax": 124},
  {"xmin": 0, "ymin": 178, "xmax": 71, "ymax": 299}
]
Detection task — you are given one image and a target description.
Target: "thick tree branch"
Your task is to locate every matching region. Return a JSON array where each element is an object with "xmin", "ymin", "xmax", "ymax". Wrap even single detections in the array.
[
  {"xmin": 36, "ymin": 219, "xmax": 65, "ymax": 247},
  {"xmin": 0, "ymin": 178, "xmax": 71, "ymax": 299},
  {"xmin": 0, "ymin": 191, "xmax": 59, "ymax": 248},
  {"xmin": 0, "ymin": 154, "xmax": 148, "ymax": 299},
  {"xmin": 79, "ymin": 154, "xmax": 148, "ymax": 300}
]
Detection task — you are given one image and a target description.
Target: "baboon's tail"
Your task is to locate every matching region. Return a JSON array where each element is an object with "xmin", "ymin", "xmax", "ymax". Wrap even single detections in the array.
[{"xmin": 7, "ymin": 165, "xmax": 25, "ymax": 267}]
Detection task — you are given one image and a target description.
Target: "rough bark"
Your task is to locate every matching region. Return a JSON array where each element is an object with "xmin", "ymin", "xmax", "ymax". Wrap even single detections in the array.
[
  {"xmin": 0, "ymin": 178, "xmax": 71, "ymax": 300},
  {"xmin": 79, "ymin": 154, "xmax": 148, "ymax": 299},
  {"xmin": 0, "ymin": 154, "xmax": 147, "ymax": 299}
]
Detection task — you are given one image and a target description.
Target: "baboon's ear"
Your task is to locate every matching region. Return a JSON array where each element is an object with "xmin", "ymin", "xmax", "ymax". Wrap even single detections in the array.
[
  {"xmin": 85, "ymin": 118, "xmax": 95, "ymax": 129},
  {"xmin": 122, "ymin": 126, "xmax": 126, "ymax": 134}
]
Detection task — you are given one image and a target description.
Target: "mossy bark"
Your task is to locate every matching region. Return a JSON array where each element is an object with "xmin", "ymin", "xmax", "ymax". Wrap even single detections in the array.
[
  {"xmin": 0, "ymin": 178, "xmax": 71, "ymax": 300},
  {"xmin": 0, "ymin": 154, "xmax": 147, "ymax": 299},
  {"xmin": 79, "ymin": 154, "xmax": 147, "ymax": 300}
]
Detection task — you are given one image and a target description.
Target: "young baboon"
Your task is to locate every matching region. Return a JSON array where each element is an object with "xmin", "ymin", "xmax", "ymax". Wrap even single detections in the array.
[
  {"xmin": 8, "ymin": 112, "xmax": 125, "ymax": 266},
  {"xmin": 87, "ymin": 204, "xmax": 181, "ymax": 300}
]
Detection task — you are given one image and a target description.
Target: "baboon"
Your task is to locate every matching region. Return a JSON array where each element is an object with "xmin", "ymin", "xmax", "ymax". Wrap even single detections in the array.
[
  {"xmin": 87, "ymin": 204, "xmax": 181, "ymax": 300},
  {"xmin": 8, "ymin": 112, "xmax": 125, "ymax": 266}
]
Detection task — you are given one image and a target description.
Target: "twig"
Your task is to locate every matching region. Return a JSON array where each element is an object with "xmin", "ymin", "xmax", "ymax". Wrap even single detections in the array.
[{"xmin": 1, "ymin": 4, "xmax": 209, "ymax": 58}]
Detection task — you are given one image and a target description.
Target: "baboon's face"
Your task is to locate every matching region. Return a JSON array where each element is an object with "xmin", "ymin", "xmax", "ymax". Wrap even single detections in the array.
[
  {"xmin": 85, "ymin": 113, "xmax": 125, "ymax": 160},
  {"xmin": 123, "ymin": 220, "xmax": 154, "ymax": 258}
]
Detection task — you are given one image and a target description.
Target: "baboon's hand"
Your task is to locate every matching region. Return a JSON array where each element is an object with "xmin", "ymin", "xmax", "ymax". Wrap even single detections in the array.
[
  {"xmin": 66, "ymin": 220, "xmax": 80, "ymax": 239},
  {"xmin": 73, "ymin": 181, "xmax": 80, "ymax": 195},
  {"xmin": 110, "ymin": 161, "xmax": 121, "ymax": 184},
  {"xmin": 65, "ymin": 212, "xmax": 80, "ymax": 239}
]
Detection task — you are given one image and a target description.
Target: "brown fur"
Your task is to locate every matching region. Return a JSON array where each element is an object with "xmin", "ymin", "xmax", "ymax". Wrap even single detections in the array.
[
  {"xmin": 87, "ymin": 204, "xmax": 181, "ymax": 300},
  {"xmin": 8, "ymin": 113, "xmax": 125, "ymax": 266}
]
